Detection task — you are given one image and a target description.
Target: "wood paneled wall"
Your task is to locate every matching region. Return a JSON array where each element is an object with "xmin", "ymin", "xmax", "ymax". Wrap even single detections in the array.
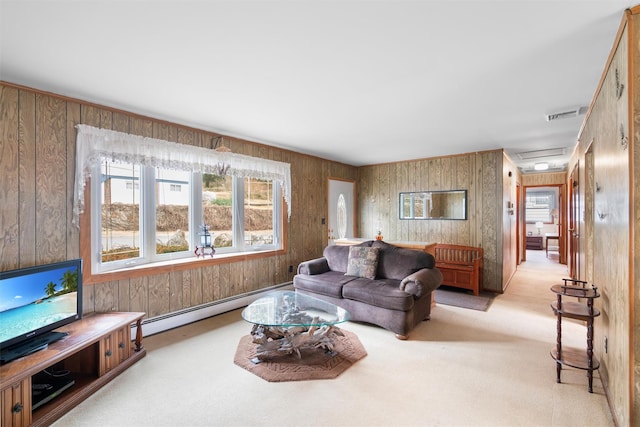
[
  {"xmin": 357, "ymin": 150, "xmax": 506, "ymax": 293},
  {"xmin": 521, "ymin": 171, "xmax": 566, "ymax": 186},
  {"xmin": 501, "ymin": 153, "xmax": 518, "ymax": 287},
  {"xmin": 0, "ymin": 83, "xmax": 357, "ymax": 319},
  {"xmin": 0, "ymin": 82, "xmax": 518, "ymax": 325},
  {"xmin": 570, "ymin": 7, "xmax": 639, "ymax": 424}
]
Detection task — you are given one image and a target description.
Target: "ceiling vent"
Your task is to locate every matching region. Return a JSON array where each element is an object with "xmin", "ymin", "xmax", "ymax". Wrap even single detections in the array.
[
  {"xmin": 516, "ymin": 148, "xmax": 566, "ymax": 161},
  {"xmin": 519, "ymin": 164, "xmax": 567, "ymax": 174},
  {"xmin": 545, "ymin": 106, "xmax": 588, "ymax": 121}
]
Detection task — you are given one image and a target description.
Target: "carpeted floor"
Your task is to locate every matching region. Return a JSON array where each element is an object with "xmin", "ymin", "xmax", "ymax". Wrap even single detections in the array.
[
  {"xmin": 51, "ymin": 250, "xmax": 614, "ymax": 427},
  {"xmin": 233, "ymin": 329, "xmax": 367, "ymax": 382},
  {"xmin": 434, "ymin": 286, "xmax": 494, "ymax": 311}
]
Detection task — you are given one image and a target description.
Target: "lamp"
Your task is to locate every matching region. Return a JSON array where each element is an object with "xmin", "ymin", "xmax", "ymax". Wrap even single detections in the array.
[
  {"xmin": 535, "ymin": 221, "xmax": 544, "ymax": 235},
  {"xmin": 534, "ymin": 163, "xmax": 549, "ymax": 171},
  {"xmin": 195, "ymin": 224, "xmax": 215, "ymax": 258}
]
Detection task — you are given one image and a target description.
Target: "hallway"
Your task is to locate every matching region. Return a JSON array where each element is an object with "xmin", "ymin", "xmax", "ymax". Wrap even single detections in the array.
[{"xmin": 524, "ymin": 247, "xmax": 567, "ymax": 272}]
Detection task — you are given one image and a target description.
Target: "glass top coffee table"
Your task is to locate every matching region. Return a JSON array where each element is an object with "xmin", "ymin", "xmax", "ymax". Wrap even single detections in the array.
[{"xmin": 241, "ymin": 290, "xmax": 351, "ymax": 362}]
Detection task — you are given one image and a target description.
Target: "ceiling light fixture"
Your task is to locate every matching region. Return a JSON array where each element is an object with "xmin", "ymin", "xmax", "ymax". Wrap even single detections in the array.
[{"xmin": 534, "ymin": 163, "xmax": 549, "ymax": 171}]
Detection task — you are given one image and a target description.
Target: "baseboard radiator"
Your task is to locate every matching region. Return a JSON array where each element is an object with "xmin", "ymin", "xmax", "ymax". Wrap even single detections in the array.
[{"xmin": 131, "ymin": 282, "xmax": 294, "ymax": 339}]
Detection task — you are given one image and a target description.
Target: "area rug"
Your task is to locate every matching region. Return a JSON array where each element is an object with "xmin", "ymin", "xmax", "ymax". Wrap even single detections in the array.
[
  {"xmin": 434, "ymin": 286, "xmax": 494, "ymax": 311},
  {"xmin": 233, "ymin": 329, "xmax": 367, "ymax": 382}
]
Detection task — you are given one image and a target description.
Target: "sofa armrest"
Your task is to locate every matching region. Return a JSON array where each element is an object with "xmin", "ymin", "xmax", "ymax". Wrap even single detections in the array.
[
  {"xmin": 297, "ymin": 257, "xmax": 330, "ymax": 275},
  {"xmin": 399, "ymin": 268, "xmax": 443, "ymax": 298}
]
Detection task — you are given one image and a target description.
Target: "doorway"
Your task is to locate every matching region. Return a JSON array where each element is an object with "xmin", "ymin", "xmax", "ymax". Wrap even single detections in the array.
[{"xmin": 524, "ymin": 185, "xmax": 565, "ymax": 263}]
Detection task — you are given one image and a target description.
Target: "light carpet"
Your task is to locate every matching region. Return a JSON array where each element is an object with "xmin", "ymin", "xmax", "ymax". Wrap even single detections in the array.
[{"xmin": 51, "ymin": 250, "xmax": 614, "ymax": 427}]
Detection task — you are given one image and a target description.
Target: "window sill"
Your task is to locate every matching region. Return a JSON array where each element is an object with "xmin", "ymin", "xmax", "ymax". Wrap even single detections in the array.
[{"xmin": 83, "ymin": 247, "xmax": 286, "ymax": 285}]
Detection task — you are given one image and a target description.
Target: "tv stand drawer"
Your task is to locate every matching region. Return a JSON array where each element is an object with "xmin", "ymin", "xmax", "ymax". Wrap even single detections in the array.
[
  {"xmin": 1, "ymin": 379, "xmax": 32, "ymax": 427},
  {"xmin": 100, "ymin": 326, "xmax": 131, "ymax": 375}
]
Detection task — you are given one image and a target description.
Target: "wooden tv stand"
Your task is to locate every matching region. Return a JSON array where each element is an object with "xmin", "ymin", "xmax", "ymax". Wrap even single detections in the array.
[{"xmin": 1, "ymin": 312, "xmax": 146, "ymax": 427}]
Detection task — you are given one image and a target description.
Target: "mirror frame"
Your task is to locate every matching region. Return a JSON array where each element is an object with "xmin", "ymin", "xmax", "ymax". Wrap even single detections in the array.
[{"xmin": 399, "ymin": 190, "xmax": 467, "ymax": 220}]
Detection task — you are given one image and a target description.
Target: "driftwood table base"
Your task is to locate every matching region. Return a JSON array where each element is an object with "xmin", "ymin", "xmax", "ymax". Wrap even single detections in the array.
[
  {"xmin": 241, "ymin": 291, "xmax": 352, "ymax": 364},
  {"xmin": 249, "ymin": 322, "xmax": 345, "ymax": 363}
]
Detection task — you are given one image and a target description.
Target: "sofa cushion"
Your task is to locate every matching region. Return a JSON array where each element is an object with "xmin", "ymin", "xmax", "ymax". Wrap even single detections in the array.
[
  {"xmin": 372, "ymin": 240, "xmax": 436, "ymax": 280},
  {"xmin": 345, "ymin": 246, "xmax": 380, "ymax": 279},
  {"xmin": 293, "ymin": 271, "xmax": 358, "ymax": 298},
  {"xmin": 342, "ymin": 278, "xmax": 414, "ymax": 311},
  {"xmin": 323, "ymin": 241, "xmax": 373, "ymax": 273}
]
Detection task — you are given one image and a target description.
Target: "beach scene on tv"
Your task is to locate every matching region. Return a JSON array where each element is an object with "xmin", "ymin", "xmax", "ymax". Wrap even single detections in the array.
[{"xmin": 0, "ymin": 266, "xmax": 79, "ymax": 345}]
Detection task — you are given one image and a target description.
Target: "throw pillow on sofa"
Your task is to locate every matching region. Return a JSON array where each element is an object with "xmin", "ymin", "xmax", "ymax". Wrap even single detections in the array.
[{"xmin": 345, "ymin": 246, "xmax": 380, "ymax": 279}]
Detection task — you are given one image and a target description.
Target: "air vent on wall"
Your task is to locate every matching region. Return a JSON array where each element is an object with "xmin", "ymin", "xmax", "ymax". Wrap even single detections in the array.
[{"xmin": 545, "ymin": 106, "xmax": 588, "ymax": 121}]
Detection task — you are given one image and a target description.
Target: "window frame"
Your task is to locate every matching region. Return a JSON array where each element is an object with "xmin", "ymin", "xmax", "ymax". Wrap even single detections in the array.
[
  {"xmin": 525, "ymin": 189, "xmax": 557, "ymax": 224},
  {"xmin": 74, "ymin": 125, "xmax": 291, "ymax": 286},
  {"xmin": 83, "ymin": 164, "xmax": 286, "ymax": 284}
]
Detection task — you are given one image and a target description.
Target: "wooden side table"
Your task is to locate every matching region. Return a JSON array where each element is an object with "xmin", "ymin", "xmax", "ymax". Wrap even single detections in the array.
[
  {"xmin": 550, "ymin": 279, "xmax": 600, "ymax": 392},
  {"xmin": 545, "ymin": 233, "xmax": 559, "ymax": 257}
]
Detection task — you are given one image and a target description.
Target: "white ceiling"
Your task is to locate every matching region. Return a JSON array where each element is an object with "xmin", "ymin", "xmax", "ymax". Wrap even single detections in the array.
[{"xmin": 1, "ymin": 1, "xmax": 633, "ymax": 171}]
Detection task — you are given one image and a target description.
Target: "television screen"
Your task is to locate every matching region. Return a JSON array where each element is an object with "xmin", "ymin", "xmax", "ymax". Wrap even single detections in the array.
[{"xmin": 0, "ymin": 259, "xmax": 82, "ymax": 352}]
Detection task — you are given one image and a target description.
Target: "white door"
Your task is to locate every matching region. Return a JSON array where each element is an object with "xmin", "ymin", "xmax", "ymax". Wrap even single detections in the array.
[{"xmin": 328, "ymin": 178, "xmax": 356, "ymax": 243}]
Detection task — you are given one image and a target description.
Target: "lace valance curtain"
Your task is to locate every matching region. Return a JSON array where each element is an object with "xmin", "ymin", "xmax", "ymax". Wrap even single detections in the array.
[{"xmin": 73, "ymin": 124, "xmax": 291, "ymax": 226}]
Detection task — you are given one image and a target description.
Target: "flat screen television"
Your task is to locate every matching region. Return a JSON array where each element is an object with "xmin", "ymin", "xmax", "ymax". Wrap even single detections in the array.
[{"xmin": 0, "ymin": 259, "xmax": 82, "ymax": 364}]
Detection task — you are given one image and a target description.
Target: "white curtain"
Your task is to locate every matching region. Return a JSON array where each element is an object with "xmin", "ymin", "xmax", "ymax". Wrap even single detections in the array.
[{"xmin": 73, "ymin": 124, "xmax": 291, "ymax": 226}]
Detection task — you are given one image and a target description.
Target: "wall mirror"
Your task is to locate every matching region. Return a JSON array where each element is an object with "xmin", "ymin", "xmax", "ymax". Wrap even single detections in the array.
[{"xmin": 399, "ymin": 190, "xmax": 467, "ymax": 220}]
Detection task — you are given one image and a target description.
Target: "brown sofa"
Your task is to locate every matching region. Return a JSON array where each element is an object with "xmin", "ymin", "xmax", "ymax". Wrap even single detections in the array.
[{"xmin": 293, "ymin": 240, "xmax": 442, "ymax": 339}]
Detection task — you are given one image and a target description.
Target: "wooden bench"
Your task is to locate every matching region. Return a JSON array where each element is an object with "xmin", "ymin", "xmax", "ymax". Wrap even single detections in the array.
[{"xmin": 434, "ymin": 244, "xmax": 483, "ymax": 296}]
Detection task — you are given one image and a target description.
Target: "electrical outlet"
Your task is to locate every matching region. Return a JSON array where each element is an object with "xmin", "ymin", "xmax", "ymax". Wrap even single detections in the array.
[{"xmin": 604, "ymin": 336, "xmax": 608, "ymax": 354}]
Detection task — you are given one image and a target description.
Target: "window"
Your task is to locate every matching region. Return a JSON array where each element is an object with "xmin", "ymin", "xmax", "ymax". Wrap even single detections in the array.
[
  {"xmin": 99, "ymin": 162, "xmax": 141, "ymax": 264},
  {"xmin": 74, "ymin": 125, "xmax": 291, "ymax": 277},
  {"xmin": 244, "ymin": 178, "xmax": 275, "ymax": 247},
  {"xmin": 92, "ymin": 161, "xmax": 282, "ymax": 273},
  {"xmin": 525, "ymin": 189, "xmax": 557, "ymax": 223}
]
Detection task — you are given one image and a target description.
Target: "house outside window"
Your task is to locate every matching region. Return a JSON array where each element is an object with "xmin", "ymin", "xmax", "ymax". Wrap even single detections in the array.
[{"xmin": 125, "ymin": 181, "xmax": 139, "ymax": 191}]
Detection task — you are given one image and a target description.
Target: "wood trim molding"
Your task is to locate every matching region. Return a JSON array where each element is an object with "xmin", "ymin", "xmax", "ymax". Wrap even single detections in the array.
[{"xmin": 626, "ymin": 6, "xmax": 637, "ymax": 426}]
